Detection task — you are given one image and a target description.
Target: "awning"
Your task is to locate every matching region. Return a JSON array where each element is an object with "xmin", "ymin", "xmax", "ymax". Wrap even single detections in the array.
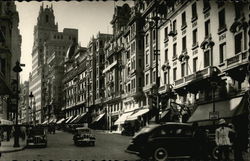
[
  {"xmin": 114, "ymin": 111, "xmax": 133, "ymax": 125},
  {"xmin": 73, "ymin": 112, "xmax": 87, "ymax": 123},
  {"xmin": 0, "ymin": 118, "xmax": 13, "ymax": 125},
  {"xmin": 56, "ymin": 118, "xmax": 65, "ymax": 124},
  {"xmin": 42, "ymin": 120, "xmax": 48, "ymax": 125},
  {"xmin": 65, "ymin": 116, "xmax": 74, "ymax": 123},
  {"xmin": 126, "ymin": 108, "xmax": 149, "ymax": 121},
  {"xmin": 69, "ymin": 115, "xmax": 80, "ymax": 123},
  {"xmin": 49, "ymin": 118, "xmax": 57, "ymax": 123},
  {"xmin": 188, "ymin": 95, "xmax": 248, "ymax": 122},
  {"xmin": 92, "ymin": 113, "xmax": 105, "ymax": 123}
]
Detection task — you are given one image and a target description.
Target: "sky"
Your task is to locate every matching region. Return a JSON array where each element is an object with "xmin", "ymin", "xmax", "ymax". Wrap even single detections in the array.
[{"xmin": 16, "ymin": 1, "xmax": 134, "ymax": 82}]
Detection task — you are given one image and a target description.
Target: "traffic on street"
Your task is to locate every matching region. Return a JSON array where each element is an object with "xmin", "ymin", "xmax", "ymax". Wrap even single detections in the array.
[{"xmin": 1, "ymin": 129, "xmax": 140, "ymax": 161}]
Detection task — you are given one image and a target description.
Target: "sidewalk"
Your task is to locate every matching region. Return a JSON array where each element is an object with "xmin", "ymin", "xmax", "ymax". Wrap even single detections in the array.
[{"xmin": 0, "ymin": 137, "xmax": 26, "ymax": 153}]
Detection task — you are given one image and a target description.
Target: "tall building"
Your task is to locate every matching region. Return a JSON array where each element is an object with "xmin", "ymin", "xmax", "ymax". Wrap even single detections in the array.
[
  {"xmin": 0, "ymin": 1, "xmax": 21, "ymax": 123},
  {"xmin": 63, "ymin": 43, "xmax": 90, "ymax": 124},
  {"xmin": 103, "ymin": 4, "xmax": 131, "ymax": 131},
  {"xmin": 30, "ymin": 4, "xmax": 78, "ymax": 124},
  {"xmin": 157, "ymin": 0, "xmax": 249, "ymax": 124}
]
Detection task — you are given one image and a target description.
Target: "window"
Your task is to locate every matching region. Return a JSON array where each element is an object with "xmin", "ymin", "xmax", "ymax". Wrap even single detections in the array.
[
  {"xmin": 219, "ymin": 43, "xmax": 226, "ymax": 64},
  {"xmin": 193, "ymin": 57, "xmax": 198, "ymax": 73},
  {"xmin": 182, "ymin": 36, "xmax": 186, "ymax": 51},
  {"xmin": 153, "ymin": 30, "xmax": 156, "ymax": 41},
  {"xmin": 146, "ymin": 74, "xmax": 149, "ymax": 85},
  {"xmin": 181, "ymin": 12, "xmax": 186, "ymax": 27},
  {"xmin": 165, "ymin": 49, "xmax": 168, "ymax": 62},
  {"xmin": 164, "ymin": 27, "xmax": 168, "ymax": 40},
  {"xmin": 192, "ymin": 29, "xmax": 197, "ymax": 46},
  {"xmin": 173, "ymin": 20, "xmax": 177, "ymax": 32},
  {"xmin": 203, "ymin": 0, "xmax": 210, "ymax": 12},
  {"xmin": 131, "ymin": 41, "xmax": 136, "ymax": 54},
  {"xmin": 164, "ymin": 72, "xmax": 167, "ymax": 84},
  {"xmin": 204, "ymin": 50, "xmax": 210, "ymax": 67},
  {"xmin": 192, "ymin": 3, "xmax": 197, "ymax": 19},
  {"xmin": 218, "ymin": 9, "xmax": 226, "ymax": 30},
  {"xmin": 205, "ymin": 20, "xmax": 210, "ymax": 38},
  {"xmin": 146, "ymin": 50, "xmax": 149, "ymax": 65},
  {"xmin": 153, "ymin": 71, "xmax": 156, "ymax": 82},
  {"xmin": 173, "ymin": 43, "xmax": 177, "ymax": 58},
  {"xmin": 181, "ymin": 63, "xmax": 185, "ymax": 77},
  {"xmin": 235, "ymin": 33, "xmax": 242, "ymax": 54},
  {"xmin": 173, "ymin": 68, "xmax": 177, "ymax": 81},
  {"xmin": 145, "ymin": 34, "xmax": 149, "ymax": 47}
]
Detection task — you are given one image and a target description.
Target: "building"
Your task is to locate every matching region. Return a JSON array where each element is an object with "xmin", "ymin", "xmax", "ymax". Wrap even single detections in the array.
[
  {"xmin": 89, "ymin": 33, "xmax": 113, "ymax": 129},
  {"xmin": 29, "ymin": 4, "xmax": 78, "ymax": 124},
  {"xmin": 18, "ymin": 81, "xmax": 30, "ymax": 124},
  {"xmin": 156, "ymin": 0, "xmax": 249, "ymax": 124},
  {"xmin": 102, "ymin": 4, "xmax": 132, "ymax": 131},
  {"xmin": 0, "ymin": 1, "xmax": 21, "ymax": 124},
  {"xmin": 62, "ymin": 43, "xmax": 90, "ymax": 125}
]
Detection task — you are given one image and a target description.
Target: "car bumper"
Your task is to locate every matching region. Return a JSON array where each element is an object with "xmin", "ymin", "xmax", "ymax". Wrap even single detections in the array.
[{"xmin": 125, "ymin": 149, "xmax": 139, "ymax": 155}]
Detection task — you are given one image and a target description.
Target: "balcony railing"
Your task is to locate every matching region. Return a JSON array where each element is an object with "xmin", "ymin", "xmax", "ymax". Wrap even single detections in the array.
[
  {"xmin": 226, "ymin": 51, "xmax": 248, "ymax": 67},
  {"xmin": 174, "ymin": 66, "xmax": 218, "ymax": 89}
]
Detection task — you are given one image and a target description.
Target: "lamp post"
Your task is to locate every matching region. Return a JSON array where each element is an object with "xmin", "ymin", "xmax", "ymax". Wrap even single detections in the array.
[{"xmin": 12, "ymin": 61, "xmax": 25, "ymax": 147}]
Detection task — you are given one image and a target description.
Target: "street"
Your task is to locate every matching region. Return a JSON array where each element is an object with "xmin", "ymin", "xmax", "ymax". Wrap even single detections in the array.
[{"xmin": 0, "ymin": 130, "xmax": 140, "ymax": 161}]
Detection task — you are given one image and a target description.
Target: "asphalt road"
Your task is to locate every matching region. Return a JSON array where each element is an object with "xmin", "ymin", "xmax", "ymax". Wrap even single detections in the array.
[{"xmin": 0, "ymin": 130, "xmax": 140, "ymax": 161}]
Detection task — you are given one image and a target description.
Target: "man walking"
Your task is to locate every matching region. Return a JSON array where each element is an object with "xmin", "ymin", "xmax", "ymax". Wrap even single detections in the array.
[{"xmin": 215, "ymin": 119, "xmax": 234, "ymax": 161}]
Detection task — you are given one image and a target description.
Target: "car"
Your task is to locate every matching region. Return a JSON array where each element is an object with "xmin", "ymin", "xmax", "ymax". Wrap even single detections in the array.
[
  {"xmin": 73, "ymin": 127, "xmax": 95, "ymax": 146},
  {"xmin": 126, "ymin": 122, "xmax": 217, "ymax": 161},
  {"xmin": 26, "ymin": 126, "xmax": 47, "ymax": 148}
]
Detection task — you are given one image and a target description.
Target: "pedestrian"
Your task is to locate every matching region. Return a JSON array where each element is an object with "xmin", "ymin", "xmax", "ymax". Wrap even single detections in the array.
[
  {"xmin": 215, "ymin": 119, "xmax": 234, "ymax": 161},
  {"xmin": 192, "ymin": 122, "xmax": 209, "ymax": 161}
]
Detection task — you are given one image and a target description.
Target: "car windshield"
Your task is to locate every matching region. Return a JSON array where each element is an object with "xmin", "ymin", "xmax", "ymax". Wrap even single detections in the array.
[{"xmin": 30, "ymin": 128, "xmax": 45, "ymax": 135}]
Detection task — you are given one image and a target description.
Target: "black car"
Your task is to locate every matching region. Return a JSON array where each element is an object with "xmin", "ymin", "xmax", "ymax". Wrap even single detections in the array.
[
  {"xmin": 73, "ymin": 127, "xmax": 95, "ymax": 146},
  {"xmin": 27, "ymin": 126, "xmax": 47, "ymax": 148},
  {"xmin": 126, "ymin": 122, "xmax": 217, "ymax": 161}
]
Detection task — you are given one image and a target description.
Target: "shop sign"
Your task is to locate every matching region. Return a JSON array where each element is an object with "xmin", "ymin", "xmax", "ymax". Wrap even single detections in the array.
[{"xmin": 209, "ymin": 111, "xmax": 219, "ymax": 120}]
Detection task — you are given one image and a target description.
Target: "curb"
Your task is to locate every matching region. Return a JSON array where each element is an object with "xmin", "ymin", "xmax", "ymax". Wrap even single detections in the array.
[{"xmin": 0, "ymin": 145, "xmax": 26, "ymax": 153}]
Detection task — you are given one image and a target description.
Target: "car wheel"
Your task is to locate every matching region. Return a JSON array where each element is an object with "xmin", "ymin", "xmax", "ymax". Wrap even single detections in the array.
[{"xmin": 153, "ymin": 147, "xmax": 168, "ymax": 161}]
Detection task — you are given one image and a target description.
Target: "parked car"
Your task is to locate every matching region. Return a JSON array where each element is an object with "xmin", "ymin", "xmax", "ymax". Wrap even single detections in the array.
[
  {"xmin": 73, "ymin": 127, "xmax": 95, "ymax": 146},
  {"xmin": 27, "ymin": 126, "xmax": 47, "ymax": 148},
  {"xmin": 126, "ymin": 122, "xmax": 217, "ymax": 161}
]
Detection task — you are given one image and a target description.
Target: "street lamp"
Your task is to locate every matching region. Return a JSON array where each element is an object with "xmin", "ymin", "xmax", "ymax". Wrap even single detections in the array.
[{"xmin": 12, "ymin": 61, "xmax": 25, "ymax": 147}]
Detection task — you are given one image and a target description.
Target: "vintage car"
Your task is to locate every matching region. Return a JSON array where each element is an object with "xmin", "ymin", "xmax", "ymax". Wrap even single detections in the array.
[
  {"xmin": 73, "ymin": 127, "xmax": 95, "ymax": 146},
  {"xmin": 126, "ymin": 122, "xmax": 218, "ymax": 161},
  {"xmin": 27, "ymin": 126, "xmax": 47, "ymax": 147}
]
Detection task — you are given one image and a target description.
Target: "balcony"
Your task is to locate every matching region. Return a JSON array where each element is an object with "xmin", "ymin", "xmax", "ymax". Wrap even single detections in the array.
[
  {"xmin": 159, "ymin": 84, "xmax": 172, "ymax": 94},
  {"xmin": 224, "ymin": 51, "xmax": 248, "ymax": 71},
  {"xmin": 103, "ymin": 60, "xmax": 117, "ymax": 73},
  {"xmin": 174, "ymin": 66, "xmax": 219, "ymax": 90}
]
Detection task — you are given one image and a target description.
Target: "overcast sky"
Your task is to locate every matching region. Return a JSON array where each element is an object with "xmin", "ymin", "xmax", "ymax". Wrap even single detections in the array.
[{"xmin": 16, "ymin": 1, "xmax": 134, "ymax": 82}]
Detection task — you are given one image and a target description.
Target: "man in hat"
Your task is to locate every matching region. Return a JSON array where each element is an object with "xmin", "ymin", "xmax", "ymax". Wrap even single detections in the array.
[{"xmin": 215, "ymin": 119, "xmax": 234, "ymax": 160}]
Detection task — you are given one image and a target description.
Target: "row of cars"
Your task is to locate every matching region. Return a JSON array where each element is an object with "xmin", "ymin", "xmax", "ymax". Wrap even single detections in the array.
[
  {"xmin": 26, "ymin": 125, "xmax": 96, "ymax": 148},
  {"xmin": 126, "ymin": 122, "xmax": 219, "ymax": 161}
]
